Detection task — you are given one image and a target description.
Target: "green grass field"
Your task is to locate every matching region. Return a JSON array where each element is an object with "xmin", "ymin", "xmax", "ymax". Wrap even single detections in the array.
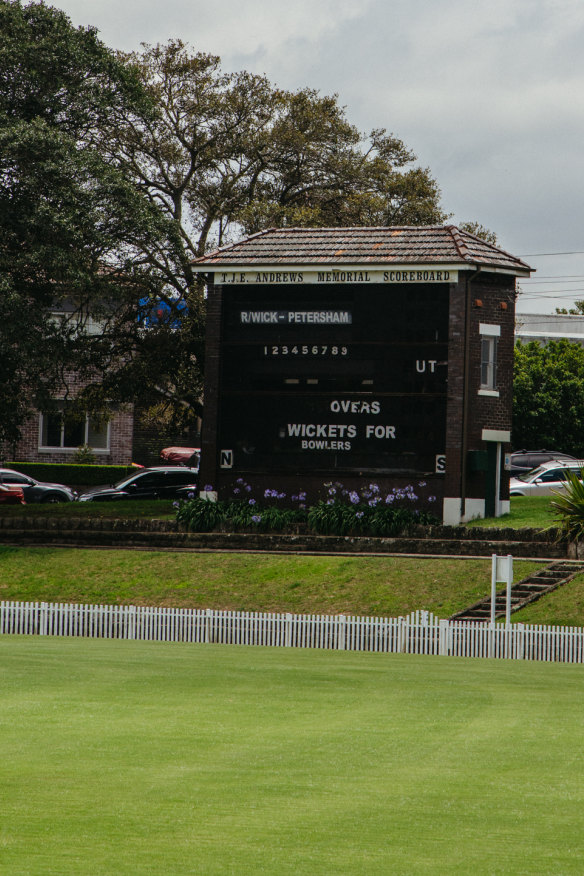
[{"xmin": 1, "ymin": 636, "xmax": 583, "ymax": 875}]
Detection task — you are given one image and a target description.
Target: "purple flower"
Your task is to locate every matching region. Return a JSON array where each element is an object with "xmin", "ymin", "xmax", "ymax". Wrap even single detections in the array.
[
  {"xmin": 251, "ymin": 514, "xmax": 262, "ymax": 523},
  {"xmin": 355, "ymin": 510, "xmax": 364, "ymax": 519},
  {"xmin": 385, "ymin": 494, "xmax": 395, "ymax": 504},
  {"xmin": 428, "ymin": 496, "xmax": 437, "ymax": 503},
  {"xmin": 245, "ymin": 484, "xmax": 252, "ymax": 492},
  {"xmin": 299, "ymin": 491, "xmax": 306, "ymax": 501},
  {"xmin": 233, "ymin": 487, "xmax": 240, "ymax": 495},
  {"xmin": 349, "ymin": 491, "xmax": 360, "ymax": 504},
  {"xmin": 327, "ymin": 498, "xmax": 335, "ymax": 505},
  {"xmin": 249, "ymin": 498, "xmax": 256, "ymax": 505},
  {"xmin": 369, "ymin": 483, "xmax": 380, "ymax": 494},
  {"xmin": 264, "ymin": 488, "xmax": 275, "ymax": 498},
  {"xmin": 418, "ymin": 481, "xmax": 427, "ymax": 487},
  {"xmin": 236, "ymin": 478, "xmax": 244, "ymax": 484},
  {"xmin": 187, "ymin": 492, "xmax": 195, "ymax": 499},
  {"xmin": 204, "ymin": 484, "xmax": 213, "ymax": 492},
  {"xmin": 172, "ymin": 501, "xmax": 180, "ymax": 509},
  {"xmin": 277, "ymin": 492, "xmax": 286, "ymax": 499}
]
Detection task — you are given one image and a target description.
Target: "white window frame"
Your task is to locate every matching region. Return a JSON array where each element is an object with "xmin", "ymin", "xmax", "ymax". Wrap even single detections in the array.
[
  {"xmin": 479, "ymin": 323, "xmax": 500, "ymax": 396},
  {"xmin": 38, "ymin": 405, "xmax": 111, "ymax": 454}
]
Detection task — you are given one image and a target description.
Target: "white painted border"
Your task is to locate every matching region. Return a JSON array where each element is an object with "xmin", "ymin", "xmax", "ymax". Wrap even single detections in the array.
[
  {"xmin": 482, "ymin": 429, "xmax": 511, "ymax": 442},
  {"xmin": 206, "ymin": 266, "xmax": 460, "ymax": 285},
  {"xmin": 479, "ymin": 323, "xmax": 501, "ymax": 336}
]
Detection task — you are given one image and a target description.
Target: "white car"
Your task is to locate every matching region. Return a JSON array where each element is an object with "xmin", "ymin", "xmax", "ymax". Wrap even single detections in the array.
[{"xmin": 509, "ymin": 460, "xmax": 584, "ymax": 497}]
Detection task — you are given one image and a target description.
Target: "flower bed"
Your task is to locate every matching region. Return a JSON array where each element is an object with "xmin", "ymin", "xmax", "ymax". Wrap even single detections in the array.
[{"xmin": 175, "ymin": 479, "xmax": 440, "ymax": 536}]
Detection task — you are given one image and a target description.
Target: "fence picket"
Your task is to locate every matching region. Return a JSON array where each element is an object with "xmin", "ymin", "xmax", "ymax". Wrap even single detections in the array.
[{"xmin": 1, "ymin": 600, "xmax": 584, "ymax": 664}]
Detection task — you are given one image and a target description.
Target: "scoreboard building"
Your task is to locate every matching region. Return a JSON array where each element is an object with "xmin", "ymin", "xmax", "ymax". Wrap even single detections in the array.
[{"xmin": 192, "ymin": 226, "xmax": 532, "ymax": 525}]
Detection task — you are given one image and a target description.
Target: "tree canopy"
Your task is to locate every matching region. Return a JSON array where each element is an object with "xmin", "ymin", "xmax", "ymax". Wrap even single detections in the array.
[
  {"xmin": 1, "ymin": 2, "xmax": 449, "ymax": 447},
  {"xmin": 0, "ymin": 0, "xmax": 182, "ymax": 446},
  {"xmin": 513, "ymin": 339, "xmax": 584, "ymax": 455},
  {"xmin": 111, "ymin": 39, "xmax": 446, "ymax": 277}
]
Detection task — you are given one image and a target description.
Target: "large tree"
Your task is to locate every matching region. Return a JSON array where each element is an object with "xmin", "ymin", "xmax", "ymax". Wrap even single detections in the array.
[
  {"xmin": 113, "ymin": 39, "xmax": 446, "ymax": 265},
  {"xmin": 1, "ymin": 8, "xmax": 448, "ymax": 444},
  {"xmin": 513, "ymin": 339, "xmax": 584, "ymax": 454},
  {"xmin": 0, "ymin": 1, "xmax": 189, "ymax": 447}
]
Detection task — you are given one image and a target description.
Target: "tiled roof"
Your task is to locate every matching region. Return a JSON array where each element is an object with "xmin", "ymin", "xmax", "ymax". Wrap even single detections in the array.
[{"xmin": 192, "ymin": 225, "xmax": 532, "ymax": 274}]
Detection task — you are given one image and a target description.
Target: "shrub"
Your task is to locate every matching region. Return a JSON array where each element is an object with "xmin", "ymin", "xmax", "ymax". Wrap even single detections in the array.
[
  {"xmin": 175, "ymin": 497, "xmax": 225, "ymax": 532},
  {"xmin": 71, "ymin": 445, "xmax": 96, "ymax": 465},
  {"xmin": 550, "ymin": 469, "xmax": 584, "ymax": 542},
  {"xmin": 307, "ymin": 500, "xmax": 362, "ymax": 536}
]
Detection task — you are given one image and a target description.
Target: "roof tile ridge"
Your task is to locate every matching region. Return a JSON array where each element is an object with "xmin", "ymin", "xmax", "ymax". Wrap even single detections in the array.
[
  {"xmin": 447, "ymin": 224, "xmax": 532, "ymax": 270},
  {"xmin": 445, "ymin": 224, "xmax": 473, "ymax": 261},
  {"xmin": 274, "ymin": 225, "xmax": 442, "ymax": 232},
  {"xmin": 192, "ymin": 227, "xmax": 276, "ymax": 262}
]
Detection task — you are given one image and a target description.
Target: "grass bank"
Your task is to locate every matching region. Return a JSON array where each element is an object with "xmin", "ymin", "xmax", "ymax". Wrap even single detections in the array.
[
  {"xmin": 0, "ymin": 547, "xmax": 545, "ymax": 619},
  {"xmin": 1, "ymin": 637, "xmax": 583, "ymax": 875},
  {"xmin": 467, "ymin": 495, "xmax": 556, "ymax": 529}
]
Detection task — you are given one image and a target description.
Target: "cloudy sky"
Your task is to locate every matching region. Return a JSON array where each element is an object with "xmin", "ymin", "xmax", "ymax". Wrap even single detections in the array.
[{"xmin": 55, "ymin": 0, "xmax": 584, "ymax": 314}]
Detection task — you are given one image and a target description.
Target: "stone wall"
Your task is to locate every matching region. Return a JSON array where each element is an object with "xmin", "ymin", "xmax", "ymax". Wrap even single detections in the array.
[{"xmin": 0, "ymin": 516, "xmax": 566, "ymax": 558}]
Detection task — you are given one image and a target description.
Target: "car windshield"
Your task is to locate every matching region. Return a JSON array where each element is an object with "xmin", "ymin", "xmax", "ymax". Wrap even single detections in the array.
[
  {"xmin": 113, "ymin": 474, "xmax": 140, "ymax": 489},
  {"xmin": 517, "ymin": 465, "xmax": 548, "ymax": 482}
]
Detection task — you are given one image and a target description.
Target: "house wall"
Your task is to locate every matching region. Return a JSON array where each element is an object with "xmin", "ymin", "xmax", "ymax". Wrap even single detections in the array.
[
  {"xmin": 3, "ymin": 364, "xmax": 135, "ymax": 468},
  {"xmin": 4, "ymin": 407, "xmax": 134, "ymax": 465}
]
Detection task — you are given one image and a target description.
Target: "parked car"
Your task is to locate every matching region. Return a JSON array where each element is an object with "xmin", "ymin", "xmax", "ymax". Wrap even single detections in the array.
[
  {"xmin": 0, "ymin": 484, "xmax": 25, "ymax": 505},
  {"xmin": 509, "ymin": 460, "xmax": 584, "ymax": 497},
  {"xmin": 510, "ymin": 449, "xmax": 578, "ymax": 475},
  {"xmin": 160, "ymin": 446, "xmax": 200, "ymax": 466},
  {"xmin": 0, "ymin": 468, "xmax": 75, "ymax": 503},
  {"xmin": 77, "ymin": 466, "xmax": 199, "ymax": 501}
]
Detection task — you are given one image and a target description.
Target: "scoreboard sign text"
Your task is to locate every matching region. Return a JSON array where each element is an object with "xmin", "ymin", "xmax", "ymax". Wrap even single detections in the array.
[{"xmin": 218, "ymin": 283, "xmax": 448, "ymax": 475}]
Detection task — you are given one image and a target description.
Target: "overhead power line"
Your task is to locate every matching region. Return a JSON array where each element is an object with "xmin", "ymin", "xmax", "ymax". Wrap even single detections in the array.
[{"xmin": 519, "ymin": 251, "xmax": 584, "ymax": 257}]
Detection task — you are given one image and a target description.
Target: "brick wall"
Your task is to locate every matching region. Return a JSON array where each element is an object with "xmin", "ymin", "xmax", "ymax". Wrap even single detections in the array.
[
  {"xmin": 445, "ymin": 272, "xmax": 516, "ymax": 503},
  {"xmin": 2, "ymin": 368, "xmax": 135, "ymax": 465}
]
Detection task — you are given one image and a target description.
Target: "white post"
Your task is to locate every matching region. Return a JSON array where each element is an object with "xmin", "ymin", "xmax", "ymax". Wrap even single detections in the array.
[
  {"xmin": 490, "ymin": 554, "xmax": 497, "ymax": 626},
  {"xmin": 506, "ymin": 569, "xmax": 513, "ymax": 627},
  {"xmin": 439, "ymin": 619, "xmax": 449, "ymax": 657},
  {"xmin": 495, "ymin": 442, "xmax": 502, "ymax": 517}
]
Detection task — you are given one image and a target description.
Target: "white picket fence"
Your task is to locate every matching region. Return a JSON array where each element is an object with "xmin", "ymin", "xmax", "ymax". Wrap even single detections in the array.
[{"xmin": 2, "ymin": 601, "xmax": 584, "ymax": 664}]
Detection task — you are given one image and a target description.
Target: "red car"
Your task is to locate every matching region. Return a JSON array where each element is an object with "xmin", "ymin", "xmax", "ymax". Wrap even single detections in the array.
[
  {"xmin": 0, "ymin": 484, "xmax": 25, "ymax": 505},
  {"xmin": 160, "ymin": 446, "xmax": 200, "ymax": 466}
]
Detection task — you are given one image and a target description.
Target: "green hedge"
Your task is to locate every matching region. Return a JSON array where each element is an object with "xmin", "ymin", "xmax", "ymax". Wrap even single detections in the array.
[{"xmin": 5, "ymin": 462, "xmax": 139, "ymax": 487}]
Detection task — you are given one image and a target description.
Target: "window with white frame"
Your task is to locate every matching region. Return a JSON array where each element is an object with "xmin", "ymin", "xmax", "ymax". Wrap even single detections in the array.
[
  {"xmin": 39, "ymin": 403, "xmax": 110, "ymax": 451},
  {"xmin": 479, "ymin": 324, "xmax": 500, "ymax": 393}
]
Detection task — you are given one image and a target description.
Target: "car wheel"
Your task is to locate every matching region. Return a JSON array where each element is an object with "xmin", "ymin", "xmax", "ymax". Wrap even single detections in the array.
[{"xmin": 41, "ymin": 493, "xmax": 67, "ymax": 503}]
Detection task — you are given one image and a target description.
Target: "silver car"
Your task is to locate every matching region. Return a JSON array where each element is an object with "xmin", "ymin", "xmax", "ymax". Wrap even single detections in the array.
[{"xmin": 509, "ymin": 460, "xmax": 584, "ymax": 497}]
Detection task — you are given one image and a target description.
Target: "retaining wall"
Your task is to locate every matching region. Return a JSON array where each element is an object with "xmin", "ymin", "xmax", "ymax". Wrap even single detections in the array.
[{"xmin": 0, "ymin": 516, "xmax": 567, "ymax": 558}]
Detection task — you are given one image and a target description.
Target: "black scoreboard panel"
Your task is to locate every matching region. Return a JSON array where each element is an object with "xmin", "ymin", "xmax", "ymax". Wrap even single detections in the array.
[{"xmin": 219, "ymin": 283, "xmax": 449, "ymax": 474}]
